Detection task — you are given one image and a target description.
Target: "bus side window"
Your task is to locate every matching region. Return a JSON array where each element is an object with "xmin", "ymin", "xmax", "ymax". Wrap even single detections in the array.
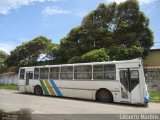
[
  {"xmin": 40, "ymin": 68, "xmax": 49, "ymax": 79},
  {"xmin": 74, "ymin": 65, "xmax": 92, "ymax": 80},
  {"xmin": 29, "ymin": 72, "xmax": 33, "ymax": 79},
  {"xmin": 60, "ymin": 66, "xmax": 73, "ymax": 79},
  {"xmin": 34, "ymin": 68, "xmax": 39, "ymax": 79},
  {"xmin": 93, "ymin": 65, "xmax": 104, "ymax": 79},
  {"xmin": 50, "ymin": 67, "xmax": 59, "ymax": 80},
  {"xmin": 20, "ymin": 69, "xmax": 25, "ymax": 80},
  {"xmin": 104, "ymin": 64, "xmax": 116, "ymax": 80}
]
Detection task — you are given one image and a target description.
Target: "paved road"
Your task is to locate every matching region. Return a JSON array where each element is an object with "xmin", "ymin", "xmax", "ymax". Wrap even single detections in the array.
[{"xmin": 0, "ymin": 89, "xmax": 160, "ymax": 114}]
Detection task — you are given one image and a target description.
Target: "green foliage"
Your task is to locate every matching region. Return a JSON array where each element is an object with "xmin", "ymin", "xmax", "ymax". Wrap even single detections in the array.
[
  {"xmin": 68, "ymin": 48, "xmax": 110, "ymax": 63},
  {"xmin": 0, "ymin": 85, "xmax": 17, "ymax": 90},
  {"xmin": 109, "ymin": 44, "xmax": 143, "ymax": 60},
  {"xmin": 58, "ymin": 0, "xmax": 153, "ymax": 63},
  {"xmin": 81, "ymin": 48, "xmax": 110, "ymax": 63},
  {"xmin": 45, "ymin": 43, "xmax": 59, "ymax": 61},
  {"xmin": 6, "ymin": 36, "xmax": 57, "ymax": 67},
  {"xmin": 149, "ymin": 91, "xmax": 160, "ymax": 102},
  {"xmin": 19, "ymin": 60, "xmax": 32, "ymax": 67},
  {"xmin": 0, "ymin": 50, "xmax": 8, "ymax": 63},
  {"xmin": 0, "ymin": 50, "xmax": 9, "ymax": 73},
  {"xmin": 2, "ymin": 0, "xmax": 154, "ymax": 68},
  {"xmin": 68, "ymin": 56, "xmax": 81, "ymax": 64}
]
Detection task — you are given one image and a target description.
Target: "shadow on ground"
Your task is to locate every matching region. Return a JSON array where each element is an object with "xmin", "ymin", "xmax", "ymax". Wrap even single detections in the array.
[
  {"xmin": 0, "ymin": 108, "xmax": 120, "ymax": 120},
  {"xmin": 16, "ymin": 92, "xmax": 147, "ymax": 108},
  {"xmin": 0, "ymin": 108, "xmax": 32, "ymax": 120}
]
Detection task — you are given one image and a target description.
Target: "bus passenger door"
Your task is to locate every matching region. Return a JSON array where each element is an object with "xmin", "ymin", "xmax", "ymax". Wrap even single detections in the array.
[
  {"xmin": 25, "ymin": 71, "xmax": 33, "ymax": 92},
  {"xmin": 119, "ymin": 69, "xmax": 130, "ymax": 103},
  {"xmin": 119, "ymin": 68, "xmax": 141, "ymax": 103}
]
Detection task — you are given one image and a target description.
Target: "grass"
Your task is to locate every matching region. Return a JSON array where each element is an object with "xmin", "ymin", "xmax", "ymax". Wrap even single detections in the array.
[
  {"xmin": 149, "ymin": 91, "xmax": 160, "ymax": 102},
  {"xmin": 0, "ymin": 85, "xmax": 18, "ymax": 90}
]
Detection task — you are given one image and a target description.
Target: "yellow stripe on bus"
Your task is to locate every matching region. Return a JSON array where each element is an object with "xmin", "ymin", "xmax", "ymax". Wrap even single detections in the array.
[{"xmin": 44, "ymin": 80, "xmax": 56, "ymax": 96}]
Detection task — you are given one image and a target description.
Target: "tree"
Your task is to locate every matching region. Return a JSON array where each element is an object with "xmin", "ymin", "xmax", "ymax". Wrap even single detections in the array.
[
  {"xmin": 0, "ymin": 50, "xmax": 8, "ymax": 73},
  {"xmin": 6, "ymin": 36, "xmax": 57, "ymax": 66},
  {"xmin": 68, "ymin": 48, "xmax": 110, "ymax": 63},
  {"xmin": 58, "ymin": 0, "xmax": 153, "ymax": 63},
  {"xmin": 108, "ymin": 44, "xmax": 143, "ymax": 60},
  {"xmin": 81, "ymin": 48, "xmax": 110, "ymax": 63},
  {"xmin": 68, "ymin": 56, "xmax": 81, "ymax": 64},
  {"xmin": 0, "ymin": 50, "xmax": 8, "ymax": 63}
]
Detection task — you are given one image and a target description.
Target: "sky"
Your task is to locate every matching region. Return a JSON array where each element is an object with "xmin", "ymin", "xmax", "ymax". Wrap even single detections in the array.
[{"xmin": 0, "ymin": 0, "xmax": 159, "ymax": 54}]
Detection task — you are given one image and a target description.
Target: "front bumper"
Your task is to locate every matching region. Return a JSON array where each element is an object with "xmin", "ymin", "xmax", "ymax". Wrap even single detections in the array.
[{"xmin": 144, "ymin": 92, "xmax": 150, "ymax": 103}]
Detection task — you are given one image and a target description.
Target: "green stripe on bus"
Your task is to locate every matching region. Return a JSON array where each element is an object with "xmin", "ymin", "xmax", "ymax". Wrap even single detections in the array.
[{"xmin": 40, "ymin": 80, "xmax": 49, "ymax": 95}]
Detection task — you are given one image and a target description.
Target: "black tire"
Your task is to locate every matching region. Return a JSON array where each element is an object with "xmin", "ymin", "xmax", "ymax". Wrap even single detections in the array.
[
  {"xmin": 34, "ymin": 86, "xmax": 43, "ymax": 95},
  {"xmin": 96, "ymin": 89, "xmax": 113, "ymax": 103}
]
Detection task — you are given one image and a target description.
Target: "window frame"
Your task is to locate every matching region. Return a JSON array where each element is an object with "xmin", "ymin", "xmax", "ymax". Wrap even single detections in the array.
[
  {"xmin": 49, "ymin": 67, "xmax": 60, "ymax": 80},
  {"xmin": 74, "ymin": 65, "xmax": 92, "ymax": 80},
  {"xmin": 34, "ymin": 68, "xmax": 39, "ymax": 79},
  {"xmin": 19, "ymin": 69, "xmax": 25, "ymax": 80},
  {"xmin": 60, "ymin": 66, "xmax": 73, "ymax": 80},
  {"xmin": 40, "ymin": 67, "xmax": 49, "ymax": 79},
  {"xmin": 93, "ymin": 64, "xmax": 116, "ymax": 80}
]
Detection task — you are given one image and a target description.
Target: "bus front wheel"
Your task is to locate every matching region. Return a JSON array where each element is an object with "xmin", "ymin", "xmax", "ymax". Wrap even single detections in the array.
[
  {"xmin": 96, "ymin": 89, "xmax": 113, "ymax": 103},
  {"xmin": 34, "ymin": 85, "xmax": 43, "ymax": 95}
]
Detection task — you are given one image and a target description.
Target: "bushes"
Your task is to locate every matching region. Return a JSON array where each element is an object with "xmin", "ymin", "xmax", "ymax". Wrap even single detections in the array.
[
  {"xmin": 149, "ymin": 91, "xmax": 160, "ymax": 102},
  {"xmin": 81, "ymin": 48, "xmax": 110, "ymax": 62},
  {"xmin": 68, "ymin": 56, "xmax": 81, "ymax": 63},
  {"xmin": 68, "ymin": 48, "xmax": 110, "ymax": 63},
  {"xmin": 109, "ymin": 45, "xmax": 143, "ymax": 60}
]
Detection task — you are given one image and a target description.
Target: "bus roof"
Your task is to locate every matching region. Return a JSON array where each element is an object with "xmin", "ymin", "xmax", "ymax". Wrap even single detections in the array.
[{"xmin": 19, "ymin": 58, "xmax": 142, "ymax": 69}]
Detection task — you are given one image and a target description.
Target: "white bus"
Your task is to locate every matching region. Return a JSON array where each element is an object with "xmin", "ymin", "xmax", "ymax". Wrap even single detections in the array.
[{"xmin": 18, "ymin": 58, "xmax": 150, "ymax": 105}]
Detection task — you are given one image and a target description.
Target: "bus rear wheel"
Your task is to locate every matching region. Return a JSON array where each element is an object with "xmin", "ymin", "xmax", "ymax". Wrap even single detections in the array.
[
  {"xmin": 34, "ymin": 86, "xmax": 43, "ymax": 95},
  {"xmin": 96, "ymin": 89, "xmax": 113, "ymax": 103}
]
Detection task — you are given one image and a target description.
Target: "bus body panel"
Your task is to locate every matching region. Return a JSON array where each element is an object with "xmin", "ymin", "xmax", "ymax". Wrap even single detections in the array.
[
  {"xmin": 58, "ymin": 80, "xmax": 74, "ymax": 97},
  {"xmin": 130, "ymin": 84, "xmax": 142, "ymax": 103},
  {"xmin": 19, "ymin": 79, "xmax": 121, "ymax": 102},
  {"xmin": 73, "ymin": 80, "xmax": 120, "ymax": 101}
]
